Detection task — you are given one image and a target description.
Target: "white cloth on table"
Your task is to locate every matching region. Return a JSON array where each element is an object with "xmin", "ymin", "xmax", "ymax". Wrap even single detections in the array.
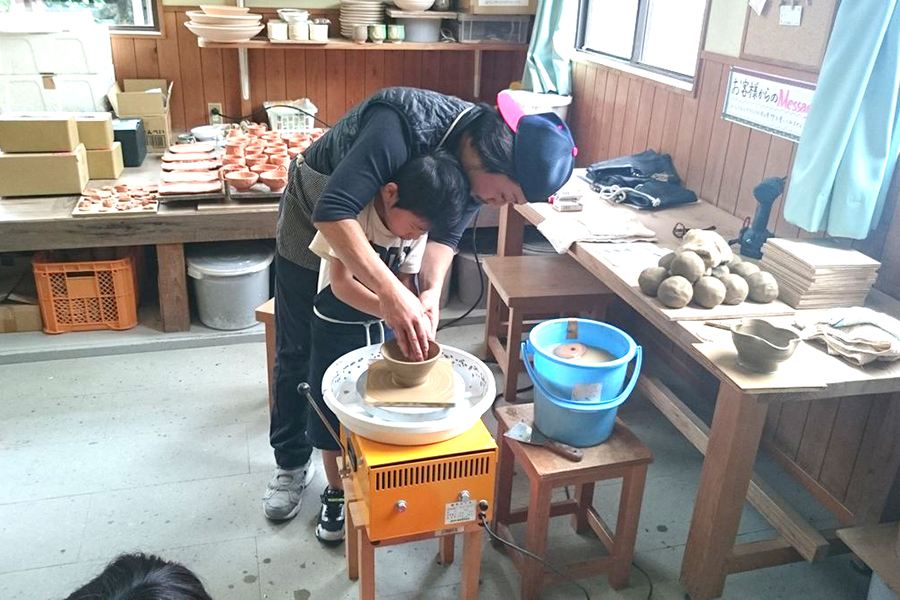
[
  {"xmin": 536, "ymin": 207, "xmax": 656, "ymax": 254},
  {"xmin": 795, "ymin": 307, "xmax": 900, "ymax": 366}
]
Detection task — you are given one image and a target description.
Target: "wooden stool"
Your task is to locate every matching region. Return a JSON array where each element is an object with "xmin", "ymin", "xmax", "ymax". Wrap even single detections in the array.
[
  {"xmin": 484, "ymin": 255, "xmax": 612, "ymax": 403},
  {"xmin": 344, "ymin": 481, "xmax": 484, "ymax": 600},
  {"xmin": 492, "ymin": 404, "xmax": 653, "ymax": 600},
  {"xmin": 255, "ymin": 298, "xmax": 275, "ymax": 412}
]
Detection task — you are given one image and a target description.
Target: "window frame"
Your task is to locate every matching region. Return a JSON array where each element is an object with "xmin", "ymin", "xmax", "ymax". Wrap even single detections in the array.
[
  {"xmin": 5, "ymin": 0, "xmax": 162, "ymax": 34},
  {"xmin": 575, "ymin": 0, "xmax": 710, "ymax": 87}
]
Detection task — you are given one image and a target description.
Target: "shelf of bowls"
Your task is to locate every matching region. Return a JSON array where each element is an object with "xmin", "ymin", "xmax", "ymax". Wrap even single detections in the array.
[
  {"xmin": 184, "ymin": 6, "xmax": 330, "ymax": 44},
  {"xmin": 341, "ymin": 0, "xmax": 454, "ymax": 44}
]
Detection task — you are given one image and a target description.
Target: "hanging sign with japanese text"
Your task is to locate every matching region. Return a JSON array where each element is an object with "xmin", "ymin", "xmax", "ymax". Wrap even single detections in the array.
[{"xmin": 722, "ymin": 67, "xmax": 816, "ymax": 142}]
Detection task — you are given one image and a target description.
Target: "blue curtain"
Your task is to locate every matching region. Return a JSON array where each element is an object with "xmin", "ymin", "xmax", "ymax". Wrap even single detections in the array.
[
  {"xmin": 783, "ymin": 0, "xmax": 900, "ymax": 240},
  {"xmin": 522, "ymin": 0, "xmax": 578, "ymax": 95}
]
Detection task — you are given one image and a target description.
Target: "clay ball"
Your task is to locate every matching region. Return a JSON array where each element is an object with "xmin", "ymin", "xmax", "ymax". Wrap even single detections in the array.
[
  {"xmin": 692, "ymin": 276, "xmax": 726, "ymax": 308},
  {"xmin": 638, "ymin": 267, "xmax": 669, "ymax": 297},
  {"xmin": 730, "ymin": 262, "xmax": 760, "ymax": 280},
  {"xmin": 669, "ymin": 251, "xmax": 706, "ymax": 283},
  {"xmin": 711, "ymin": 265, "xmax": 730, "ymax": 279},
  {"xmin": 728, "ymin": 255, "xmax": 743, "ymax": 266},
  {"xmin": 657, "ymin": 276, "xmax": 694, "ymax": 308},
  {"xmin": 720, "ymin": 274, "xmax": 749, "ymax": 305},
  {"xmin": 747, "ymin": 271, "xmax": 779, "ymax": 303},
  {"xmin": 658, "ymin": 252, "xmax": 676, "ymax": 270}
]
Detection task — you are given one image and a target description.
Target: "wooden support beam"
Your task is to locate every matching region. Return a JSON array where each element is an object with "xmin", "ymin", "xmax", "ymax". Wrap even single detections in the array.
[
  {"xmin": 726, "ymin": 531, "xmax": 849, "ymax": 574},
  {"xmin": 506, "ymin": 500, "xmax": 580, "ymax": 525},
  {"xmin": 156, "ymin": 243, "xmax": 190, "ymax": 332},
  {"xmin": 639, "ymin": 375, "xmax": 830, "ymax": 563}
]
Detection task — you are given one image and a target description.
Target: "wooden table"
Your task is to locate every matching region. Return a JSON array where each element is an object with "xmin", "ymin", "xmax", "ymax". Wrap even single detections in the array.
[
  {"xmin": 496, "ymin": 173, "xmax": 900, "ymax": 599},
  {"xmin": 0, "ymin": 156, "xmax": 500, "ymax": 332}
]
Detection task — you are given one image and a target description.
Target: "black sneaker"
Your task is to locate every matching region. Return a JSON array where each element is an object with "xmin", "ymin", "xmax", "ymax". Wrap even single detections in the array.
[{"xmin": 315, "ymin": 486, "xmax": 345, "ymax": 545}]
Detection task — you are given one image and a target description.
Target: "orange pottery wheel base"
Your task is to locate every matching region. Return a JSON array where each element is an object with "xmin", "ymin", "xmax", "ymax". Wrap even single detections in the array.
[{"xmin": 364, "ymin": 359, "xmax": 456, "ymax": 407}]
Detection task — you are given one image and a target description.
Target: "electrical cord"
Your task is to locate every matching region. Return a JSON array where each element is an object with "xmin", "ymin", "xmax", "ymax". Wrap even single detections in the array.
[
  {"xmin": 478, "ymin": 512, "xmax": 591, "ymax": 600},
  {"xmin": 632, "ymin": 560, "xmax": 654, "ymax": 600},
  {"xmin": 437, "ymin": 208, "xmax": 483, "ymax": 332},
  {"xmin": 212, "ymin": 104, "xmax": 333, "ymax": 129}
]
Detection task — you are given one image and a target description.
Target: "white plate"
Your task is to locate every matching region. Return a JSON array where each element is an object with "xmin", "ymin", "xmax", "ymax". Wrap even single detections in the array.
[
  {"xmin": 184, "ymin": 21, "xmax": 264, "ymax": 42},
  {"xmin": 199, "ymin": 4, "xmax": 250, "ymax": 15},
  {"xmin": 186, "ymin": 11, "xmax": 262, "ymax": 26}
]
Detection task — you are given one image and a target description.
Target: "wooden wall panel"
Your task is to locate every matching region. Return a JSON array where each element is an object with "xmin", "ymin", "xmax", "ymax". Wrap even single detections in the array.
[{"xmin": 111, "ymin": 7, "xmax": 525, "ymax": 134}]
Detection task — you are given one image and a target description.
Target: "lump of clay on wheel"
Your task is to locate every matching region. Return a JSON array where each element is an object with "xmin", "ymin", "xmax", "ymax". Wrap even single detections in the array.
[
  {"xmin": 658, "ymin": 252, "xmax": 676, "ymax": 270},
  {"xmin": 638, "ymin": 266, "xmax": 669, "ymax": 296},
  {"xmin": 711, "ymin": 265, "xmax": 730, "ymax": 279},
  {"xmin": 730, "ymin": 261, "xmax": 760, "ymax": 280},
  {"xmin": 747, "ymin": 271, "xmax": 779, "ymax": 303},
  {"xmin": 720, "ymin": 274, "xmax": 749, "ymax": 305},
  {"xmin": 657, "ymin": 276, "xmax": 693, "ymax": 308},
  {"xmin": 692, "ymin": 276, "xmax": 726, "ymax": 308},
  {"xmin": 669, "ymin": 251, "xmax": 706, "ymax": 283}
]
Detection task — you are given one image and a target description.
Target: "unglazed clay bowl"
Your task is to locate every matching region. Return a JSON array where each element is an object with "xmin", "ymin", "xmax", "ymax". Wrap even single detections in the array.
[
  {"xmin": 246, "ymin": 124, "xmax": 266, "ymax": 136},
  {"xmin": 380, "ymin": 339, "xmax": 441, "ymax": 387},
  {"xmin": 731, "ymin": 319, "xmax": 801, "ymax": 373},
  {"xmin": 269, "ymin": 155, "xmax": 291, "ymax": 167},
  {"xmin": 264, "ymin": 145, "xmax": 287, "ymax": 155},
  {"xmin": 222, "ymin": 155, "xmax": 246, "ymax": 166},
  {"xmin": 224, "ymin": 143, "xmax": 246, "ymax": 156},
  {"xmin": 288, "ymin": 147, "xmax": 303, "ymax": 158},
  {"xmin": 225, "ymin": 170, "xmax": 258, "ymax": 191},
  {"xmin": 245, "ymin": 154, "xmax": 268, "ymax": 167},
  {"xmin": 250, "ymin": 163, "xmax": 274, "ymax": 174},
  {"xmin": 259, "ymin": 166, "xmax": 288, "ymax": 192},
  {"xmin": 219, "ymin": 164, "xmax": 246, "ymax": 178}
]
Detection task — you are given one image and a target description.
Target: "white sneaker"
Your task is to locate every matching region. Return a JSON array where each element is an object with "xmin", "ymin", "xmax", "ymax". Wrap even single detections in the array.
[{"xmin": 263, "ymin": 461, "xmax": 315, "ymax": 521}]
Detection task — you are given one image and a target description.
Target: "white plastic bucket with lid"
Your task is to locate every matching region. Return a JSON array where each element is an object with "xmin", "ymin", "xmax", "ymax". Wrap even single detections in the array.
[
  {"xmin": 186, "ymin": 242, "xmax": 275, "ymax": 330},
  {"xmin": 502, "ymin": 89, "xmax": 573, "ymax": 121}
]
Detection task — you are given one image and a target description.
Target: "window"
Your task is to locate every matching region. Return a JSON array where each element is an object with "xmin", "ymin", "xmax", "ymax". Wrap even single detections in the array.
[
  {"xmin": 1, "ymin": 0, "xmax": 159, "ymax": 32},
  {"xmin": 577, "ymin": 0, "xmax": 707, "ymax": 82}
]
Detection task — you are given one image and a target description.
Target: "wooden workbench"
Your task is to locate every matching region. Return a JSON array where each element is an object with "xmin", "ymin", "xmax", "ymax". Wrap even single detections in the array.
[
  {"xmin": 0, "ymin": 156, "xmax": 499, "ymax": 332},
  {"xmin": 496, "ymin": 173, "xmax": 900, "ymax": 600}
]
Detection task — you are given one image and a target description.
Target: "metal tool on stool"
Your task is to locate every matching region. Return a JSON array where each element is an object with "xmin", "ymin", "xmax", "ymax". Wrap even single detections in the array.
[{"xmin": 505, "ymin": 421, "xmax": 584, "ymax": 461}]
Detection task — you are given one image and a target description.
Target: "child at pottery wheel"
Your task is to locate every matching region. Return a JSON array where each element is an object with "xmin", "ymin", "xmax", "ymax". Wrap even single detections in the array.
[{"xmin": 304, "ymin": 150, "xmax": 469, "ymax": 545}]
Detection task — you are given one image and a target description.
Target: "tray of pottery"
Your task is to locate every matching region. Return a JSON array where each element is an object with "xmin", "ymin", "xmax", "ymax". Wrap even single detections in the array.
[{"xmin": 71, "ymin": 185, "xmax": 159, "ymax": 217}]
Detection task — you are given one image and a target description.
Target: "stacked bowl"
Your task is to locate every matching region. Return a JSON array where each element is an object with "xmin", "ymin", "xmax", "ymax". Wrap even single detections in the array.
[
  {"xmin": 339, "ymin": 0, "xmax": 384, "ymax": 39},
  {"xmin": 185, "ymin": 6, "xmax": 264, "ymax": 43},
  {"xmin": 220, "ymin": 125, "xmax": 326, "ymax": 193}
]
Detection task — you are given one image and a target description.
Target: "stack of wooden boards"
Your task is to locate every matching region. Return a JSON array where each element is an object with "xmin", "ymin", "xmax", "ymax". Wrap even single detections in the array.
[
  {"xmin": 760, "ymin": 238, "xmax": 881, "ymax": 309},
  {"xmin": 159, "ymin": 143, "xmax": 222, "ymax": 196}
]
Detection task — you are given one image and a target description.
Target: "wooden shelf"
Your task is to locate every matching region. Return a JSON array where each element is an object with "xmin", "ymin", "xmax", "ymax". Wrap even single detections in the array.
[{"xmin": 197, "ymin": 37, "xmax": 527, "ymax": 51}]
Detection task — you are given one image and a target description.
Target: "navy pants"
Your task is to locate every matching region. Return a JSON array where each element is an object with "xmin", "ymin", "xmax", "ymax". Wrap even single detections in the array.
[{"xmin": 269, "ymin": 253, "xmax": 318, "ymax": 470}]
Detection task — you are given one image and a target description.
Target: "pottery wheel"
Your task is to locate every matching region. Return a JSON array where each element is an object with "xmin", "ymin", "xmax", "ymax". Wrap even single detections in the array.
[
  {"xmin": 322, "ymin": 343, "xmax": 495, "ymax": 446},
  {"xmin": 364, "ymin": 359, "xmax": 456, "ymax": 407}
]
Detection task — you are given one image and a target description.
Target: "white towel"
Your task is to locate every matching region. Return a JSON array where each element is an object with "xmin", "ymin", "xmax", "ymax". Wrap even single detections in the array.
[{"xmin": 795, "ymin": 307, "xmax": 900, "ymax": 365}]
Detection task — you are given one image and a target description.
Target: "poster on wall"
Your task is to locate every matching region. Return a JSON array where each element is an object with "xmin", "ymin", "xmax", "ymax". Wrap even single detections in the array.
[{"xmin": 722, "ymin": 67, "xmax": 816, "ymax": 142}]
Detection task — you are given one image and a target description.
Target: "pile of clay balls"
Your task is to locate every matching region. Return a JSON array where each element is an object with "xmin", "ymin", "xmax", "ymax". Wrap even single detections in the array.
[{"xmin": 638, "ymin": 229, "xmax": 779, "ymax": 309}]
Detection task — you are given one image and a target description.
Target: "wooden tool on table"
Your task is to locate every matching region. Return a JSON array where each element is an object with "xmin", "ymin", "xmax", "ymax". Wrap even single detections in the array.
[{"xmin": 505, "ymin": 421, "xmax": 583, "ymax": 461}]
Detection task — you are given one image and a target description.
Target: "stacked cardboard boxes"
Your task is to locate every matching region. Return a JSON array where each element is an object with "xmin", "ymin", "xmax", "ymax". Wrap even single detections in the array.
[
  {"xmin": 108, "ymin": 80, "xmax": 173, "ymax": 153},
  {"xmin": 0, "ymin": 113, "xmax": 89, "ymax": 197},
  {"xmin": 76, "ymin": 112, "xmax": 123, "ymax": 179}
]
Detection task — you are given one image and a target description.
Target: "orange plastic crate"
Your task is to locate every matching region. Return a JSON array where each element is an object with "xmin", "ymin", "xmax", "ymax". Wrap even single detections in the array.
[{"xmin": 32, "ymin": 252, "xmax": 139, "ymax": 334}]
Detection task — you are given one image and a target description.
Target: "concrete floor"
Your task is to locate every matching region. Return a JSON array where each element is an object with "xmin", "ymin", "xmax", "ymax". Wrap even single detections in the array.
[{"xmin": 0, "ymin": 322, "xmax": 872, "ymax": 599}]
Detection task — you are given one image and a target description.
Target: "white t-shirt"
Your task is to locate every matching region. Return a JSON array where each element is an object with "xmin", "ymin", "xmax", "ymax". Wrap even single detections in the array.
[{"xmin": 309, "ymin": 202, "xmax": 428, "ymax": 294}]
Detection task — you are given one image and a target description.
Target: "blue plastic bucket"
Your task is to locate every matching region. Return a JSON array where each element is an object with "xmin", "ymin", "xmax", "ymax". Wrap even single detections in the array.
[{"xmin": 521, "ymin": 318, "xmax": 642, "ymax": 447}]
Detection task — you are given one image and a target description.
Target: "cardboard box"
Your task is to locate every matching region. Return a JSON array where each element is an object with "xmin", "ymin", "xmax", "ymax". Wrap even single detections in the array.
[
  {"xmin": 0, "ymin": 144, "xmax": 89, "ymax": 197},
  {"xmin": 112, "ymin": 118, "xmax": 147, "ymax": 167},
  {"xmin": 137, "ymin": 113, "xmax": 172, "ymax": 153},
  {"xmin": 107, "ymin": 79, "xmax": 172, "ymax": 117},
  {"xmin": 75, "ymin": 112, "xmax": 115, "ymax": 150},
  {"xmin": 87, "ymin": 142, "xmax": 124, "ymax": 179},
  {"xmin": 457, "ymin": 0, "xmax": 537, "ymax": 15},
  {"xmin": 0, "ymin": 255, "xmax": 42, "ymax": 333},
  {"xmin": 0, "ymin": 112, "xmax": 79, "ymax": 153}
]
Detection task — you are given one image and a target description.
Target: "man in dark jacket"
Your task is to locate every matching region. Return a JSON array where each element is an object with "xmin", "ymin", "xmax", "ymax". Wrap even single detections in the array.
[{"xmin": 265, "ymin": 87, "xmax": 575, "ymax": 524}]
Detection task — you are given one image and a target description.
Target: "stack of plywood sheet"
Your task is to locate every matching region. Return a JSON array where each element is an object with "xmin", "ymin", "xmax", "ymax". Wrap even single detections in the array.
[{"xmin": 760, "ymin": 238, "xmax": 881, "ymax": 309}]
